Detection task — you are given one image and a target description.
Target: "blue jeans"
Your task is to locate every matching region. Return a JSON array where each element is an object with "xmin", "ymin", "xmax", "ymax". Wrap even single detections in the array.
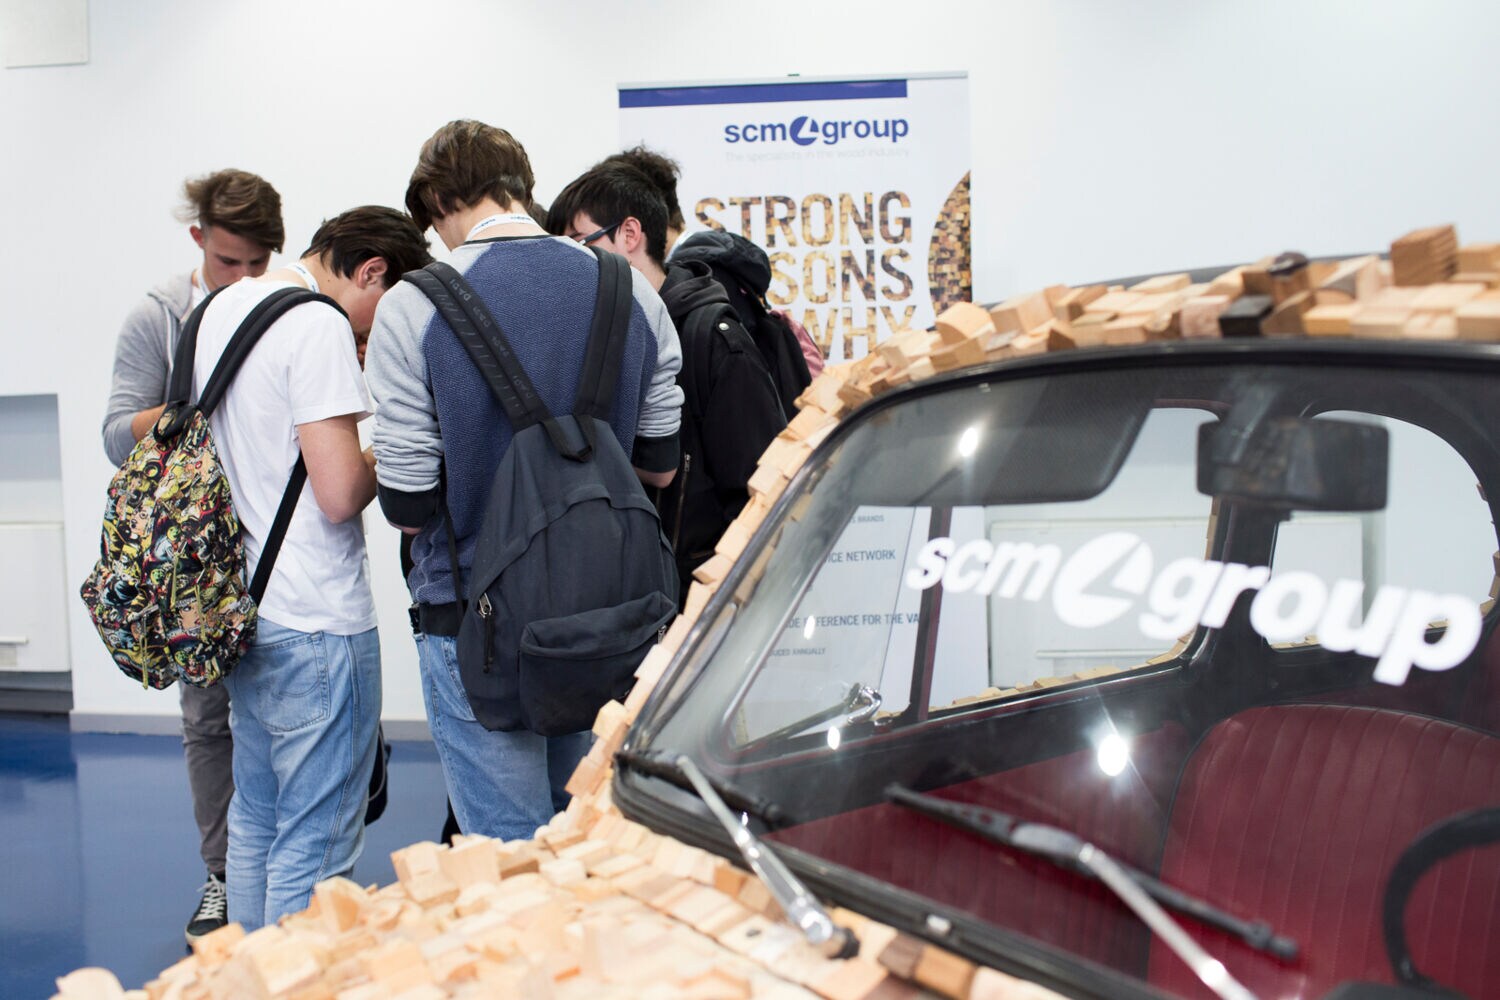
[
  {"xmin": 417, "ymin": 633, "xmax": 592, "ymax": 840},
  {"xmin": 222, "ymin": 619, "xmax": 380, "ymax": 930}
]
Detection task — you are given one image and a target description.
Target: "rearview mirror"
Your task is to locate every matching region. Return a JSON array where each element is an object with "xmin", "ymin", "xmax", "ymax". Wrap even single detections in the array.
[{"xmin": 1197, "ymin": 416, "xmax": 1388, "ymax": 511}]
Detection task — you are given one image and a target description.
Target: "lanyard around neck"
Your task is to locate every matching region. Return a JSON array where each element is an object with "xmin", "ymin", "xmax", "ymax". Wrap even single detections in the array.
[
  {"xmin": 466, "ymin": 212, "xmax": 537, "ymax": 241},
  {"xmin": 287, "ymin": 262, "xmax": 319, "ymax": 293}
]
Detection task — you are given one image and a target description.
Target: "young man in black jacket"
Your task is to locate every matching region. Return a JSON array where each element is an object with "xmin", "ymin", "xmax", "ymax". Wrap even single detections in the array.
[{"xmin": 549, "ymin": 165, "xmax": 786, "ymax": 599}]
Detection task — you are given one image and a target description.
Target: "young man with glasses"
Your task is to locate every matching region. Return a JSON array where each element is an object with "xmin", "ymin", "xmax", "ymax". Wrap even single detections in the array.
[
  {"xmin": 366, "ymin": 120, "xmax": 682, "ymax": 841},
  {"xmin": 549, "ymin": 163, "xmax": 786, "ymax": 605}
]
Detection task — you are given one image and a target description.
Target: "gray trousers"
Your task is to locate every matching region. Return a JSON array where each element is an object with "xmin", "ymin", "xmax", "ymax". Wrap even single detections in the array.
[{"xmin": 180, "ymin": 681, "xmax": 233, "ymax": 875}]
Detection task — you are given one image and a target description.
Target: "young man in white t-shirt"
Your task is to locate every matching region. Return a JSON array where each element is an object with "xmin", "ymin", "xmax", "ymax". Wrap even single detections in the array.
[
  {"xmin": 192, "ymin": 205, "xmax": 432, "ymax": 929},
  {"xmin": 102, "ymin": 168, "xmax": 284, "ymax": 942}
]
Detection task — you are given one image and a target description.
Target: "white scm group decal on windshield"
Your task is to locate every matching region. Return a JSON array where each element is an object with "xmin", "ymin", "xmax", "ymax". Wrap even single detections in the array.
[{"xmin": 904, "ymin": 531, "xmax": 1482, "ymax": 686}]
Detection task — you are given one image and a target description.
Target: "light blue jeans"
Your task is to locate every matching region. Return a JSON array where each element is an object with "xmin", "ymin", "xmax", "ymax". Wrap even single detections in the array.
[
  {"xmin": 417, "ymin": 633, "xmax": 592, "ymax": 840},
  {"xmin": 222, "ymin": 619, "xmax": 380, "ymax": 930}
]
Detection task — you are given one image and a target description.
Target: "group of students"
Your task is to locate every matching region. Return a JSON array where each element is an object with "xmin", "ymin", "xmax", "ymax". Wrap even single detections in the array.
[{"xmin": 102, "ymin": 119, "xmax": 816, "ymax": 944}]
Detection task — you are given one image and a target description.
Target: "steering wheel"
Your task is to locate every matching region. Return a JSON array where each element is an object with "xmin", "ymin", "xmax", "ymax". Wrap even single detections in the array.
[{"xmin": 1382, "ymin": 807, "xmax": 1500, "ymax": 994}]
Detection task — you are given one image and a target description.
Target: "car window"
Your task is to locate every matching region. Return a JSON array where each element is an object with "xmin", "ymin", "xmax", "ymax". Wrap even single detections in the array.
[
  {"xmin": 738, "ymin": 407, "xmax": 1218, "ymax": 745},
  {"xmin": 1272, "ymin": 413, "xmax": 1494, "ymax": 621}
]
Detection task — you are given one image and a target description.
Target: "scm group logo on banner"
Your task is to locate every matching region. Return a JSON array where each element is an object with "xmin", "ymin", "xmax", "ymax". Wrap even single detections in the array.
[{"xmin": 620, "ymin": 74, "xmax": 970, "ymax": 363}]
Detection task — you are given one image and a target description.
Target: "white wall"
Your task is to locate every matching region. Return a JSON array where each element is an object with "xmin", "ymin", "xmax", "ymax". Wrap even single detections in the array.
[{"xmin": 3, "ymin": 0, "xmax": 1499, "ymax": 722}]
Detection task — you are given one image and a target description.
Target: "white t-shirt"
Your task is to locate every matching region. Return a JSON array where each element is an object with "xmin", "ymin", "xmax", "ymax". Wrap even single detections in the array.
[{"xmin": 193, "ymin": 278, "xmax": 376, "ymax": 636}]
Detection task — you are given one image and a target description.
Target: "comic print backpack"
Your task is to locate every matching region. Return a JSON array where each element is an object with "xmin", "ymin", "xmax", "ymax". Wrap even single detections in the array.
[{"xmin": 80, "ymin": 286, "xmax": 341, "ymax": 688}]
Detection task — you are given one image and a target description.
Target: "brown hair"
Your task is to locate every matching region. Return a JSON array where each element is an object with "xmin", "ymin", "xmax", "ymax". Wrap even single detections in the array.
[
  {"xmin": 405, "ymin": 120, "xmax": 535, "ymax": 231},
  {"xmin": 303, "ymin": 206, "xmax": 433, "ymax": 288},
  {"xmin": 178, "ymin": 169, "xmax": 285, "ymax": 253}
]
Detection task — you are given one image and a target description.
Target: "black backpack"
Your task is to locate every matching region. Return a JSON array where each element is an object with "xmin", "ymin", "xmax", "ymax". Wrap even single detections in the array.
[
  {"xmin": 403, "ymin": 251, "xmax": 679, "ymax": 736},
  {"xmin": 672, "ymin": 230, "xmax": 812, "ymax": 419}
]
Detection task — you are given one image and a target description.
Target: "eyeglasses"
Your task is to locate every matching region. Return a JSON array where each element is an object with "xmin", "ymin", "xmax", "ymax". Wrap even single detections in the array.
[{"xmin": 575, "ymin": 220, "xmax": 623, "ymax": 246}]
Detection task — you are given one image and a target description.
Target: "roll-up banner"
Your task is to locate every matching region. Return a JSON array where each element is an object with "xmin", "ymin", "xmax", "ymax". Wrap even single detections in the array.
[{"xmin": 619, "ymin": 72, "xmax": 971, "ymax": 363}]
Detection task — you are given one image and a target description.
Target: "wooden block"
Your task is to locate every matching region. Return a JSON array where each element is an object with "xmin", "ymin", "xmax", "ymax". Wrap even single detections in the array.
[
  {"xmin": 747, "ymin": 462, "xmax": 788, "ymax": 500},
  {"xmin": 970, "ymin": 966, "xmax": 1066, "ymax": 999},
  {"xmin": 800, "ymin": 372, "xmax": 848, "ymax": 416},
  {"xmin": 1458, "ymin": 242, "xmax": 1500, "ymax": 272},
  {"xmin": 1055, "ymin": 284, "xmax": 1106, "ymax": 320},
  {"xmin": 1318, "ymin": 254, "xmax": 1382, "ymax": 301},
  {"xmin": 1218, "ymin": 295, "xmax": 1274, "ymax": 337},
  {"xmin": 683, "ymin": 581, "xmax": 713, "ymax": 622},
  {"xmin": 497, "ymin": 841, "xmax": 542, "ymax": 878},
  {"xmin": 1456, "ymin": 299, "xmax": 1500, "ymax": 339},
  {"xmin": 697, "ymin": 901, "xmax": 754, "ymax": 940},
  {"xmin": 682, "ymin": 966, "xmax": 753, "ymax": 1000},
  {"xmin": 1262, "ymin": 290, "xmax": 1316, "ymax": 335},
  {"xmin": 54, "ymin": 968, "xmax": 127, "ymax": 999},
  {"xmin": 735, "ymin": 876, "xmax": 777, "ymax": 916},
  {"xmin": 929, "ymin": 335, "xmax": 985, "ymax": 370},
  {"xmin": 988, "ymin": 291, "xmax": 1051, "ymax": 334},
  {"xmin": 391, "ymin": 842, "xmax": 445, "ymax": 885},
  {"xmin": 311, "ymin": 878, "xmax": 366, "ymax": 934},
  {"xmin": 1206, "ymin": 265, "xmax": 1246, "ymax": 297},
  {"xmin": 714, "ymin": 517, "xmax": 755, "ymax": 561},
  {"xmin": 587, "ymin": 852, "xmax": 643, "ymax": 881},
  {"xmin": 404, "ymin": 869, "xmax": 460, "ymax": 907},
  {"xmin": 876, "ymin": 330, "xmax": 934, "ymax": 368},
  {"xmin": 438, "ymin": 837, "xmax": 501, "ymax": 888},
  {"xmin": 933, "ymin": 302, "xmax": 995, "ymax": 345},
  {"xmin": 711, "ymin": 862, "xmax": 749, "ymax": 900},
  {"xmin": 591, "ymin": 698, "xmax": 630, "ymax": 746},
  {"xmin": 1179, "ymin": 295, "xmax": 1230, "ymax": 339},
  {"xmin": 812, "ymin": 959, "xmax": 891, "ymax": 1000},
  {"xmin": 1129, "ymin": 272, "xmax": 1191, "ymax": 294},
  {"xmin": 239, "ymin": 934, "xmax": 323, "ymax": 996},
  {"xmin": 1084, "ymin": 290, "xmax": 1141, "ymax": 315},
  {"xmin": 1403, "ymin": 312, "xmax": 1458, "ymax": 340},
  {"xmin": 667, "ymin": 886, "xmax": 737, "ymax": 926},
  {"xmin": 1450, "ymin": 270, "xmax": 1500, "ymax": 287},
  {"xmin": 1391, "ymin": 224, "xmax": 1458, "ymax": 285},
  {"xmin": 1100, "ymin": 316, "xmax": 1148, "ymax": 345},
  {"xmin": 787, "ymin": 405, "xmax": 837, "ymax": 441},
  {"xmin": 877, "ymin": 934, "xmax": 925, "ymax": 979},
  {"xmin": 1350, "ymin": 306, "xmax": 1412, "ymax": 339},
  {"xmin": 913, "ymin": 946, "xmax": 976, "ymax": 997},
  {"xmin": 905, "ymin": 358, "xmax": 937, "ymax": 381},
  {"xmin": 559, "ymin": 838, "xmax": 613, "ymax": 869},
  {"xmin": 1413, "ymin": 281, "xmax": 1487, "ymax": 312},
  {"xmin": 1303, "ymin": 303, "xmax": 1357, "ymax": 336}
]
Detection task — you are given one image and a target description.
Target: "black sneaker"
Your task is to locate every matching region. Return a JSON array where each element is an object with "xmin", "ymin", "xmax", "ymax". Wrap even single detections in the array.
[{"xmin": 185, "ymin": 872, "xmax": 228, "ymax": 945}]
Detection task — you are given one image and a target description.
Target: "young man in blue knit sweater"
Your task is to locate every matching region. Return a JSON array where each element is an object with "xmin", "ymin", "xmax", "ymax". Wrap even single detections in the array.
[{"xmin": 366, "ymin": 120, "xmax": 682, "ymax": 840}]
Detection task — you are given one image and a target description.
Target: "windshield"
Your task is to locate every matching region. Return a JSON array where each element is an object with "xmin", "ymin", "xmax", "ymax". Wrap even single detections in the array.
[{"xmin": 630, "ymin": 349, "xmax": 1500, "ymax": 1000}]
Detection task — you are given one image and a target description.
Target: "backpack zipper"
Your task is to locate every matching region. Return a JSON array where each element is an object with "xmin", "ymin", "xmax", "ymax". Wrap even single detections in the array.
[
  {"xmin": 670, "ymin": 452, "xmax": 692, "ymax": 549},
  {"xmin": 477, "ymin": 593, "xmax": 495, "ymax": 670}
]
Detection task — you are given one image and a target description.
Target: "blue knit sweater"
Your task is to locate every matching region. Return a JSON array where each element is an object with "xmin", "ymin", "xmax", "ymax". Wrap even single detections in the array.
[{"xmin": 367, "ymin": 236, "xmax": 683, "ymax": 604}]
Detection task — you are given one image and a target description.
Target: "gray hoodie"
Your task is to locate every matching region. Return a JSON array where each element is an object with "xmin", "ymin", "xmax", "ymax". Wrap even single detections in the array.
[{"xmin": 101, "ymin": 272, "xmax": 196, "ymax": 465}]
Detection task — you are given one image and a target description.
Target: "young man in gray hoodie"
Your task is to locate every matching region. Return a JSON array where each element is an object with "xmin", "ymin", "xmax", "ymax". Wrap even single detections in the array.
[{"xmin": 101, "ymin": 168, "xmax": 284, "ymax": 943}]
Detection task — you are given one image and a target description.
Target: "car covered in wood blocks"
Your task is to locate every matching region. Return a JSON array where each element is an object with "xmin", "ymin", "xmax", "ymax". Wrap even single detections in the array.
[{"xmin": 615, "ymin": 334, "xmax": 1500, "ymax": 1000}]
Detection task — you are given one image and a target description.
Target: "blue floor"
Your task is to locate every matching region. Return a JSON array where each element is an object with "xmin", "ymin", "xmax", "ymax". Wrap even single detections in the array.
[{"xmin": 0, "ymin": 712, "xmax": 449, "ymax": 1000}]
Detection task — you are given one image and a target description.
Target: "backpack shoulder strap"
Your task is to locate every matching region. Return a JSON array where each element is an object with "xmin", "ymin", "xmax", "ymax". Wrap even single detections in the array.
[
  {"xmin": 163, "ymin": 285, "xmax": 344, "ymax": 606},
  {"xmin": 163, "ymin": 287, "xmax": 346, "ymax": 438},
  {"xmin": 164, "ymin": 286, "xmax": 224, "ymax": 416},
  {"xmin": 574, "ymin": 248, "xmax": 634, "ymax": 422},
  {"xmin": 679, "ymin": 300, "xmax": 739, "ymax": 426},
  {"xmin": 402, "ymin": 262, "xmax": 549, "ymax": 433}
]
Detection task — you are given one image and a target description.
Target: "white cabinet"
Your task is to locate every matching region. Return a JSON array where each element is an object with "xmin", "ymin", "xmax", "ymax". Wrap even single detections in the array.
[{"xmin": 0, "ymin": 523, "xmax": 71, "ymax": 672}]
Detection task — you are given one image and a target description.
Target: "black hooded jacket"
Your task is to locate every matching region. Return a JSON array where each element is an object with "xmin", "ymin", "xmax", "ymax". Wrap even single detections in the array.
[{"xmin": 656, "ymin": 260, "xmax": 787, "ymax": 597}]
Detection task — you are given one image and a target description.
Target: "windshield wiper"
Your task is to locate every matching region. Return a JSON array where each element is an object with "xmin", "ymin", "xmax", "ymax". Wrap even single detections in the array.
[
  {"xmin": 615, "ymin": 747, "xmax": 788, "ymax": 828},
  {"xmin": 888, "ymin": 784, "xmax": 1296, "ymax": 1000},
  {"xmin": 618, "ymin": 748, "xmax": 858, "ymax": 958},
  {"xmin": 740, "ymin": 682, "xmax": 884, "ymax": 751}
]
